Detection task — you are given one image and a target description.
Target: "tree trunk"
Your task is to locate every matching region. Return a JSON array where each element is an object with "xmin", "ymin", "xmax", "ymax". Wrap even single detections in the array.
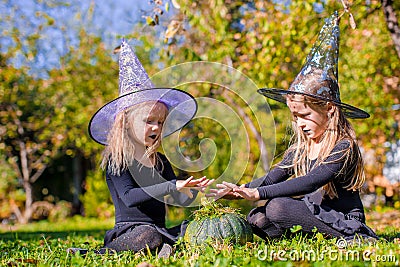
[
  {"xmin": 9, "ymin": 105, "xmax": 48, "ymax": 224},
  {"xmin": 19, "ymin": 140, "xmax": 33, "ymax": 224},
  {"xmin": 22, "ymin": 180, "xmax": 33, "ymax": 224},
  {"xmin": 382, "ymin": 0, "xmax": 400, "ymax": 59}
]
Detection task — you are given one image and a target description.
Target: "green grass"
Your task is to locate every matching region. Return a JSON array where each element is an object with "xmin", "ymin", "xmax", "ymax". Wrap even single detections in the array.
[{"xmin": 0, "ymin": 215, "xmax": 399, "ymax": 267}]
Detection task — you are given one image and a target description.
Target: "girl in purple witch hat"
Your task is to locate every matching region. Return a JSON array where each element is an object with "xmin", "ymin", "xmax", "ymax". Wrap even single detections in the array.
[
  {"xmin": 84, "ymin": 40, "xmax": 213, "ymax": 256},
  {"xmin": 208, "ymin": 12, "xmax": 378, "ymax": 243}
]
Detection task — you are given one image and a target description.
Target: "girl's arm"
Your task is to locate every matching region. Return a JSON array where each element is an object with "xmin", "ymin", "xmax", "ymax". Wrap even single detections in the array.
[
  {"xmin": 256, "ymin": 141, "xmax": 351, "ymax": 199},
  {"xmin": 170, "ymin": 185, "xmax": 198, "ymax": 206},
  {"xmin": 256, "ymin": 160, "xmax": 343, "ymax": 199},
  {"xmin": 245, "ymin": 151, "xmax": 294, "ymax": 188},
  {"xmin": 207, "ymin": 153, "xmax": 293, "ymax": 199},
  {"xmin": 245, "ymin": 166, "xmax": 291, "ymax": 188},
  {"xmin": 108, "ymin": 171, "xmax": 178, "ymax": 208},
  {"xmin": 161, "ymin": 157, "xmax": 201, "ymax": 206}
]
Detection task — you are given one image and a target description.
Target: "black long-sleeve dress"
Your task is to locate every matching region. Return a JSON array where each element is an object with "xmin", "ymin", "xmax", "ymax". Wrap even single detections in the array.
[
  {"xmin": 103, "ymin": 153, "xmax": 196, "ymax": 250},
  {"xmin": 245, "ymin": 140, "xmax": 378, "ymax": 240}
]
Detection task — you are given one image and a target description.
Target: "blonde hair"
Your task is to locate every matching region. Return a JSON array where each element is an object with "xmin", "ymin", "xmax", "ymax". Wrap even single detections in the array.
[
  {"xmin": 101, "ymin": 102, "xmax": 167, "ymax": 176},
  {"xmin": 282, "ymin": 95, "xmax": 365, "ymax": 199}
]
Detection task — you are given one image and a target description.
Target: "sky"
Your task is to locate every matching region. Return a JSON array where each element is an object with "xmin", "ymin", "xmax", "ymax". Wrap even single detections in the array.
[
  {"xmin": 0, "ymin": 0, "xmax": 170, "ymax": 77},
  {"xmin": 0, "ymin": 0, "xmax": 328, "ymax": 77}
]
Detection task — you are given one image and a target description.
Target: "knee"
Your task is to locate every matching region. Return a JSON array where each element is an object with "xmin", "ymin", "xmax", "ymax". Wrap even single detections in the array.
[
  {"xmin": 134, "ymin": 225, "xmax": 163, "ymax": 249},
  {"xmin": 140, "ymin": 225, "xmax": 162, "ymax": 240},
  {"xmin": 265, "ymin": 198, "xmax": 290, "ymax": 222},
  {"xmin": 106, "ymin": 225, "xmax": 163, "ymax": 252},
  {"xmin": 247, "ymin": 207, "xmax": 268, "ymax": 229}
]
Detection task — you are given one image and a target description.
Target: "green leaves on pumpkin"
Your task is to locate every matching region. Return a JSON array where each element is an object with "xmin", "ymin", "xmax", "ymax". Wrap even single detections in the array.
[{"xmin": 192, "ymin": 198, "xmax": 242, "ymax": 220}]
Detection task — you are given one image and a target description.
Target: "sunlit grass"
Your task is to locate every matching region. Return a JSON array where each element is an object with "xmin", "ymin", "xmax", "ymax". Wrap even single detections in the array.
[
  {"xmin": 1, "ymin": 215, "xmax": 114, "ymax": 233},
  {"xmin": 0, "ymin": 213, "xmax": 399, "ymax": 266}
]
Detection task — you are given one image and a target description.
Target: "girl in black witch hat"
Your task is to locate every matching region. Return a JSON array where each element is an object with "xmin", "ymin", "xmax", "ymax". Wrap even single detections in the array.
[
  {"xmin": 208, "ymin": 12, "xmax": 378, "ymax": 243},
  {"xmin": 76, "ymin": 39, "xmax": 214, "ymax": 257}
]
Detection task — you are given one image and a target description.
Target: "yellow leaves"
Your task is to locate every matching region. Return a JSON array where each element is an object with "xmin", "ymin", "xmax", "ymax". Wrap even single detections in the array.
[
  {"xmin": 348, "ymin": 12, "xmax": 356, "ymax": 29},
  {"xmin": 255, "ymin": 1, "xmax": 265, "ymax": 9},
  {"xmin": 366, "ymin": 209, "xmax": 400, "ymax": 233},
  {"xmin": 165, "ymin": 20, "xmax": 183, "ymax": 40},
  {"xmin": 35, "ymin": 11, "xmax": 55, "ymax": 26},
  {"xmin": 383, "ymin": 77, "xmax": 399, "ymax": 91},
  {"xmin": 304, "ymin": 2, "xmax": 313, "ymax": 12},
  {"xmin": 66, "ymin": 149, "xmax": 73, "ymax": 156},
  {"xmin": 219, "ymin": 5, "xmax": 228, "ymax": 18},
  {"xmin": 281, "ymin": 80, "xmax": 290, "ymax": 89},
  {"xmin": 145, "ymin": 16, "xmax": 157, "ymax": 26}
]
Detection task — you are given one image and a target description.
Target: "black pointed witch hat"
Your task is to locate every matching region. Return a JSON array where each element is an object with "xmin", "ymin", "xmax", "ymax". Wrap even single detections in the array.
[{"xmin": 258, "ymin": 12, "xmax": 369, "ymax": 119}]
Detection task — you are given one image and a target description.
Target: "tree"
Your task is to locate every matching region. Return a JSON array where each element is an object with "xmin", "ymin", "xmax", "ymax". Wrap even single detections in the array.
[
  {"xmin": 0, "ymin": 1, "xmax": 118, "ymax": 222},
  {"xmin": 46, "ymin": 31, "xmax": 118, "ymax": 218},
  {"xmin": 0, "ymin": 47, "xmax": 66, "ymax": 223},
  {"xmin": 381, "ymin": 0, "xmax": 400, "ymax": 58},
  {"xmin": 142, "ymin": 0, "xmax": 399, "ymax": 190}
]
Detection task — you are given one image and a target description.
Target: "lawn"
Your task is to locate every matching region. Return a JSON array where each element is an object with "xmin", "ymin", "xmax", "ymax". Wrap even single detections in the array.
[{"xmin": 0, "ymin": 209, "xmax": 399, "ymax": 267}]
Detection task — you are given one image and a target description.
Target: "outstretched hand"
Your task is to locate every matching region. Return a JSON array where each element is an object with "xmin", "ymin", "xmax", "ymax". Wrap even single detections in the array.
[
  {"xmin": 176, "ymin": 176, "xmax": 214, "ymax": 198},
  {"xmin": 206, "ymin": 181, "xmax": 260, "ymax": 201},
  {"xmin": 206, "ymin": 181, "xmax": 243, "ymax": 200},
  {"xmin": 231, "ymin": 185, "xmax": 260, "ymax": 201}
]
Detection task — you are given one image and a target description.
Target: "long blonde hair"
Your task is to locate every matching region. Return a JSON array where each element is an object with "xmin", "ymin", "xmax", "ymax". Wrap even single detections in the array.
[
  {"xmin": 101, "ymin": 102, "xmax": 166, "ymax": 176},
  {"xmin": 282, "ymin": 95, "xmax": 365, "ymax": 199}
]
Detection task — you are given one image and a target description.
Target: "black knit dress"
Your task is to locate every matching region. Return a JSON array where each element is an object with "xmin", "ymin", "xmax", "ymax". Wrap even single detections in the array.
[
  {"xmin": 246, "ymin": 140, "xmax": 378, "ymax": 241},
  {"xmin": 103, "ymin": 153, "xmax": 195, "ymax": 252}
]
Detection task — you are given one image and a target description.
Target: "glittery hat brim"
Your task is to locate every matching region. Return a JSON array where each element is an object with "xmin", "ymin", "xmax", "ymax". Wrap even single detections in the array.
[
  {"xmin": 257, "ymin": 88, "xmax": 370, "ymax": 119},
  {"xmin": 89, "ymin": 88, "xmax": 198, "ymax": 145}
]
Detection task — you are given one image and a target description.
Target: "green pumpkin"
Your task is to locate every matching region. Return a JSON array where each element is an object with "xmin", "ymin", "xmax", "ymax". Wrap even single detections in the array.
[{"xmin": 184, "ymin": 201, "xmax": 253, "ymax": 245}]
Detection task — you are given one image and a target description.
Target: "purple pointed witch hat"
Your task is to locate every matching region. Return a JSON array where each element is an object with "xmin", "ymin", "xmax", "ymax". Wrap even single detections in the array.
[
  {"xmin": 89, "ymin": 39, "xmax": 197, "ymax": 145},
  {"xmin": 258, "ymin": 12, "xmax": 369, "ymax": 119}
]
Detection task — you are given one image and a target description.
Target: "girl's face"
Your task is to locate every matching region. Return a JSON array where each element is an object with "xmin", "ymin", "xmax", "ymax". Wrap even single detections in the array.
[
  {"xmin": 127, "ymin": 102, "xmax": 168, "ymax": 148},
  {"xmin": 287, "ymin": 95, "xmax": 331, "ymax": 142}
]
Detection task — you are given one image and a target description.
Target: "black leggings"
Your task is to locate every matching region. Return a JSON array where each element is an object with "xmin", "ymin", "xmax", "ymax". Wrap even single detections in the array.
[
  {"xmin": 247, "ymin": 197, "xmax": 343, "ymax": 239},
  {"xmin": 105, "ymin": 225, "xmax": 163, "ymax": 252}
]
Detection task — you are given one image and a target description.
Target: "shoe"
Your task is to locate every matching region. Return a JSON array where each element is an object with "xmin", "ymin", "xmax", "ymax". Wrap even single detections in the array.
[
  {"xmin": 94, "ymin": 248, "xmax": 116, "ymax": 255},
  {"xmin": 344, "ymin": 236, "xmax": 377, "ymax": 247},
  {"xmin": 66, "ymin": 248, "xmax": 88, "ymax": 255},
  {"xmin": 157, "ymin": 243, "xmax": 173, "ymax": 259}
]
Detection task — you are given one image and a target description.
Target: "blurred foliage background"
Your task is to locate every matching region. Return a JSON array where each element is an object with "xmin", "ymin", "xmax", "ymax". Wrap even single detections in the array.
[{"xmin": 0, "ymin": 0, "xmax": 399, "ymax": 225}]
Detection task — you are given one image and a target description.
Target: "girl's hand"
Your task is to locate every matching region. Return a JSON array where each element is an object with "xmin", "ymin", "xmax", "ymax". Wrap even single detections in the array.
[
  {"xmin": 232, "ymin": 186, "xmax": 260, "ymax": 201},
  {"xmin": 176, "ymin": 176, "xmax": 214, "ymax": 198},
  {"xmin": 206, "ymin": 182, "xmax": 244, "ymax": 200}
]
